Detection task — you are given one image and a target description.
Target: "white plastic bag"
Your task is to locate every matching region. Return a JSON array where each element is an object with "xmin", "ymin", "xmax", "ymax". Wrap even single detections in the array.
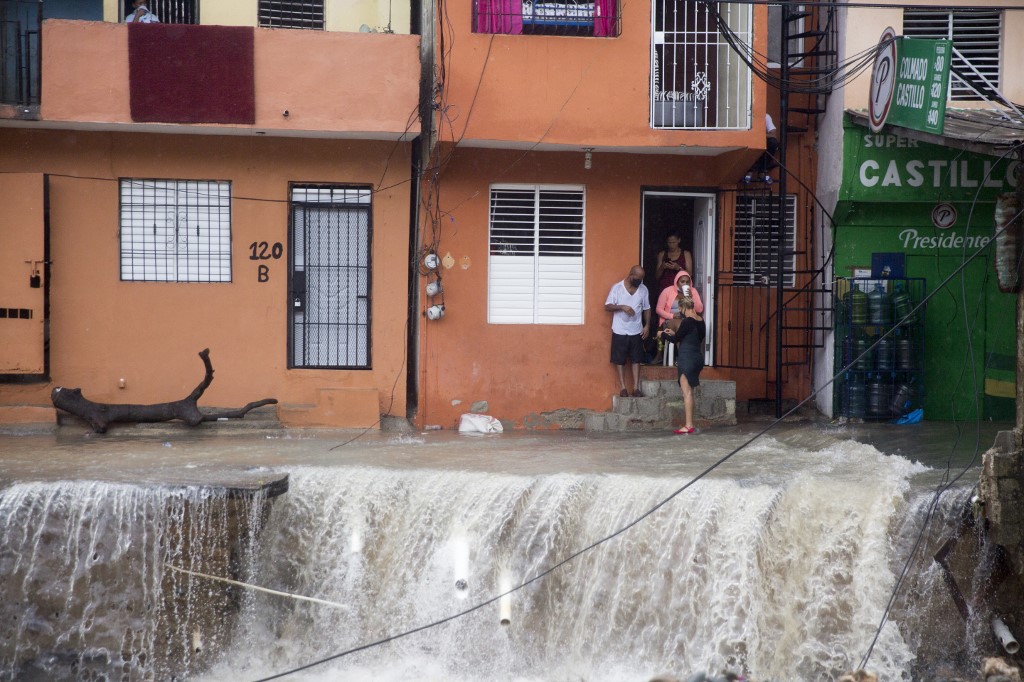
[{"xmin": 458, "ymin": 413, "xmax": 503, "ymax": 434}]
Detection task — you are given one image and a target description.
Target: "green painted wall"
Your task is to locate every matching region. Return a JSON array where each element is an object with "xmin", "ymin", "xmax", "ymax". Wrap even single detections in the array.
[{"xmin": 834, "ymin": 117, "xmax": 1017, "ymax": 421}]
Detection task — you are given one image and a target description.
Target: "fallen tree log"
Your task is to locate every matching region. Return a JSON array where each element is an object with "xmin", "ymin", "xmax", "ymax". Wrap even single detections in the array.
[{"xmin": 51, "ymin": 348, "xmax": 277, "ymax": 433}]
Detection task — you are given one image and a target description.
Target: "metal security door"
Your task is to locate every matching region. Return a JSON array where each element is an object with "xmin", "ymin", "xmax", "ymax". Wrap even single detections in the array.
[
  {"xmin": 288, "ymin": 186, "xmax": 371, "ymax": 369},
  {"xmin": 0, "ymin": 173, "xmax": 48, "ymax": 382}
]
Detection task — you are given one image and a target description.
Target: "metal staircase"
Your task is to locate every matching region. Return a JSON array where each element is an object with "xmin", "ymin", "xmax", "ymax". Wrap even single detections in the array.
[{"xmin": 769, "ymin": 0, "xmax": 839, "ymax": 415}]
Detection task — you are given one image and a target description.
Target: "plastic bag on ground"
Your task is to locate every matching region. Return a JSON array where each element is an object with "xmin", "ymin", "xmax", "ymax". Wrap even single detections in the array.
[{"xmin": 458, "ymin": 413, "xmax": 503, "ymax": 434}]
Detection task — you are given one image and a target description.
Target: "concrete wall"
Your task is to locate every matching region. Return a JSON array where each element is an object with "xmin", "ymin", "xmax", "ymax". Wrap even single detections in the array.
[
  {"xmin": 0, "ymin": 129, "xmax": 412, "ymax": 427},
  {"xmin": 414, "ymin": 146, "xmax": 814, "ymax": 428},
  {"xmin": 38, "ymin": 20, "xmax": 420, "ymax": 137}
]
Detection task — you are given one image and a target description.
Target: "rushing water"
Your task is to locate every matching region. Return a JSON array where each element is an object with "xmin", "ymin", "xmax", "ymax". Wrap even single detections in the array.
[{"xmin": 0, "ymin": 426, "xmax": 995, "ymax": 681}]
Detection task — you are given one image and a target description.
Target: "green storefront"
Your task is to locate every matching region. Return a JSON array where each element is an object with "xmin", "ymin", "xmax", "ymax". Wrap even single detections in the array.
[{"xmin": 834, "ymin": 116, "xmax": 1017, "ymax": 421}]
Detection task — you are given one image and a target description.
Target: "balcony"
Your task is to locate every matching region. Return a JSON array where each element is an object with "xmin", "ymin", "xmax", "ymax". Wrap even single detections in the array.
[
  {"xmin": 444, "ymin": 0, "xmax": 761, "ymax": 151},
  {"xmin": 1, "ymin": 17, "xmax": 421, "ymax": 139},
  {"xmin": 0, "ymin": 0, "xmax": 40, "ymax": 113}
]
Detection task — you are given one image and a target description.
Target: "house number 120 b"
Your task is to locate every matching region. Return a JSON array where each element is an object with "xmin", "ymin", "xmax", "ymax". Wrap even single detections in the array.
[{"xmin": 249, "ymin": 241, "xmax": 283, "ymax": 282}]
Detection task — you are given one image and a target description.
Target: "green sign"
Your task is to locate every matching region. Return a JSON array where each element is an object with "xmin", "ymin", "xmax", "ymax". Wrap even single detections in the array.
[
  {"xmin": 840, "ymin": 118, "xmax": 1018, "ymax": 205},
  {"xmin": 886, "ymin": 38, "xmax": 951, "ymax": 135}
]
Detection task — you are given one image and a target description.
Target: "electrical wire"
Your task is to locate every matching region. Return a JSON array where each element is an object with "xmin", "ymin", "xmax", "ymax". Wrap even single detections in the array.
[
  {"xmin": 253, "ymin": 194, "xmax": 1023, "ymax": 680},
  {"xmin": 857, "ymin": 141, "xmax": 1024, "ymax": 670}
]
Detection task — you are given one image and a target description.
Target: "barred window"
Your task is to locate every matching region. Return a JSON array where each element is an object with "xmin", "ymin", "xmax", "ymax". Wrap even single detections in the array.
[
  {"xmin": 903, "ymin": 9, "xmax": 1001, "ymax": 100},
  {"xmin": 733, "ymin": 194, "xmax": 796, "ymax": 287},
  {"xmin": 119, "ymin": 179, "xmax": 231, "ymax": 283},
  {"xmin": 259, "ymin": 0, "xmax": 324, "ymax": 29},
  {"xmin": 488, "ymin": 185, "xmax": 585, "ymax": 324}
]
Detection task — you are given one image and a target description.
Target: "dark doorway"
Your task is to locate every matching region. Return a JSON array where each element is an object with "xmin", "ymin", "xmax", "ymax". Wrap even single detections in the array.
[{"xmin": 641, "ymin": 192, "xmax": 695, "ymax": 312}]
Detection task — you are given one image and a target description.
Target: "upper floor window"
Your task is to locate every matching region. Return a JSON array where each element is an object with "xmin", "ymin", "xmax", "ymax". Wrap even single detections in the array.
[
  {"xmin": 733, "ymin": 194, "xmax": 796, "ymax": 288},
  {"xmin": 259, "ymin": 0, "xmax": 325, "ymax": 29},
  {"xmin": 488, "ymin": 185, "xmax": 586, "ymax": 324},
  {"xmin": 121, "ymin": 0, "xmax": 197, "ymax": 24},
  {"xmin": 650, "ymin": 0, "xmax": 752, "ymax": 129},
  {"xmin": 474, "ymin": 0, "xmax": 619, "ymax": 37},
  {"xmin": 903, "ymin": 9, "xmax": 1001, "ymax": 101},
  {"xmin": 119, "ymin": 179, "xmax": 232, "ymax": 283}
]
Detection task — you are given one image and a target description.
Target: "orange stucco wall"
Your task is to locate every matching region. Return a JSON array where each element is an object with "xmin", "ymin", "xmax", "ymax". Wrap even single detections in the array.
[
  {"xmin": 439, "ymin": 2, "xmax": 768, "ymax": 150},
  {"xmin": 39, "ymin": 20, "xmax": 421, "ymax": 137},
  {"xmin": 0, "ymin": 129, "xmax": 411, "ymax": 427},
  {"xmin": 414, "ymin": 145, "xmax": 811, "ymax": 429}
]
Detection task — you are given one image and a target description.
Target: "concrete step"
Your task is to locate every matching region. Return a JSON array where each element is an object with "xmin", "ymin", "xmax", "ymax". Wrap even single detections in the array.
[{"xmin": 587, "ymin": 379, "xmax": 737, "ymax": 432}]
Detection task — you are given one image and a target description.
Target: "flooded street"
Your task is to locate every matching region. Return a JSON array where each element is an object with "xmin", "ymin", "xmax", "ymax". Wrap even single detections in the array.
[{"xmin": 0, "ymin": 418, "xmax": 1010, "ymax": 681}]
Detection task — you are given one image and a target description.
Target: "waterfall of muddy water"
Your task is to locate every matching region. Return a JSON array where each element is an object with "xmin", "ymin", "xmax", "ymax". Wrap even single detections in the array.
[
  {"xmin": 0, "ymin": 427, "xmax": 991, "ymax": 681},
  {"xmin": 0, "ymin": 482, "xmax": 270, "ymax": 680},
  {"xmin": 198, "ymin": 438, "xmax": 974, "ymax": 682}
]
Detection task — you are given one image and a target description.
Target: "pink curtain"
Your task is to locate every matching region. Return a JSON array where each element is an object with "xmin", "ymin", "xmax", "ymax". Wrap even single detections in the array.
[
  {"xmin": 593, "ymin": 0, "xmax": 617, "ymax": 36},
  {"xmin": 476, "ymin": 0, "xmax": 523, "ymax": 34}
]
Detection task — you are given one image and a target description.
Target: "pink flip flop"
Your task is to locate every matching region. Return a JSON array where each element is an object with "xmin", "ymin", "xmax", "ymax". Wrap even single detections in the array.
[{"xmin": 673, "ymin": 426, "xmax": 697, "ymax": 435}]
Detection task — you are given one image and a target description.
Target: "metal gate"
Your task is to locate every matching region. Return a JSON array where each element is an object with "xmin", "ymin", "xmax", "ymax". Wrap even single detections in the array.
[{"xmin": 288, "ymin": 185, "xmax": 372, "ymax": 370}]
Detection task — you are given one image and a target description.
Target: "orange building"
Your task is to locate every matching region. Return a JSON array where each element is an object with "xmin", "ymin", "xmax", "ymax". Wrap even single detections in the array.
[
  {"xmin": 0, "ymin": 0, "xmax": 826, "ymax": 431},
  {"xmin": 0, "ymin": 4, "xmax": 420, "ymax": 428},
  {"xmin": 411, "ymin": 0, "xmax": 825, "ymax": 428}
]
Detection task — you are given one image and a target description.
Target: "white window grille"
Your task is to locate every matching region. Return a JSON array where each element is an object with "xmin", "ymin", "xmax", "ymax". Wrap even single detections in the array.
[
  {"xmin": 733, "ymin": 194, "xmax": 796, "ymax": 287},
  {"xmin": 488, "ymin": 185, "xmax": 585, "ymax": 324},
  {"xmin": 259, "ymin": 0, "xmax": 324, "ymax": 29},
  {"xmin": 903, "ymin": 9, "xmax": 1001, "ymax": 101},
  {"xmin": 650, "ymin": 0, "xmax": 752, "ymax": 129},
  {"xmin": 119, "ymin": 179, "xmax": 232, "ymax": 283}
]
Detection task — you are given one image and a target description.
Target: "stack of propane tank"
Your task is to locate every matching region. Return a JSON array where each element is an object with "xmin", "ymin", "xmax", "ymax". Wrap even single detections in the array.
[{"xmin": 835, "ymin": 277, "xmax": 925, "ymax": 420}]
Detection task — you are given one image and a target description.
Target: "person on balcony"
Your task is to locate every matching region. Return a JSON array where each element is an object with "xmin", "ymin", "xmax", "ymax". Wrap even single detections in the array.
[
  {"xmin": 125, "ymin": 0, "xmax": 160, "ymax": 23},
  {"xmin": 604, "ymin": 265, "xmax": 651, "ymax": 398}
]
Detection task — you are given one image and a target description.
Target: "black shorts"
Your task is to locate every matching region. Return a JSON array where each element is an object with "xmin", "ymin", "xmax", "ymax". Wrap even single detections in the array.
[{"xmin": 610, "ymin": 333, "xmax": 644, "ymax": 365}]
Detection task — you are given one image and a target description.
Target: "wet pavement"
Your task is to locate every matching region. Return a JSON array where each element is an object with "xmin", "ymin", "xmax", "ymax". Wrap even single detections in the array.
[{"xmin": 0, "ymin": 412, "xmax": 1011, "ymax": 489}]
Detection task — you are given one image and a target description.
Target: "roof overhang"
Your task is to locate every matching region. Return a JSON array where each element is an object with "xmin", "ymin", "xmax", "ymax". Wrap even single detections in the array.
[{"xmin": 847, "ymin": 107, "xmax": 1024, "ymax": 157}]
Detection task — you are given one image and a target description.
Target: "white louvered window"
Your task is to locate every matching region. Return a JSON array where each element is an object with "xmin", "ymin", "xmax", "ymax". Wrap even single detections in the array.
[
  {"xmin": 119, "ymin": 179, "xmax": 232, "ymax": 282},
  {"xmin": 733, "ymin": 194, "xmax": 796, "ymax": 287},
  {"xmin": 488, "ymin": 185, "xmax": 585, "ymax": 324},
  {"xmin": 903, "ymin": 9, "xmax": 1001, "ymax": 101}
]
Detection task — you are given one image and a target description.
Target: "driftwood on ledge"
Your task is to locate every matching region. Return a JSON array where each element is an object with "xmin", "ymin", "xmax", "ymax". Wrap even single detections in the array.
[{"xmin": 51, "ymin": 348, "xmax": 278, "ymax": 434}]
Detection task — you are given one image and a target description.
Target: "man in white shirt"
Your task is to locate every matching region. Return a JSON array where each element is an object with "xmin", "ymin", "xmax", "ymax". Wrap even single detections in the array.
[
  {"xmin": 604, "ymin": 265, "xmax": 651, "ymax": 398},
  {"xmin": 125, "ymin": 0, "xmax": 160, "ymax": 23}
]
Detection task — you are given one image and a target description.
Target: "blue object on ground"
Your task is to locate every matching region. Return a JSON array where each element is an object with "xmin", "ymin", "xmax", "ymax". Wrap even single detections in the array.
[{"xmin": 893, "ymin": 408, "xmax": 923, "ymax": 425}]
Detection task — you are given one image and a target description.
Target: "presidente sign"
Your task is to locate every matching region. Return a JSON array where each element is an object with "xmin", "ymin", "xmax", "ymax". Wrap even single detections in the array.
[{"xmin": 869, "ymin": 29, "xmax": 951, "ymax": 135}]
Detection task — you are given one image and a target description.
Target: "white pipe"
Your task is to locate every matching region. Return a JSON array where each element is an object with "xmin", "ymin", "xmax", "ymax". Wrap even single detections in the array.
[
  {"xmin": 499, "ymin": 575, "xmax": 512, "ymax": 626},
  {"xmin": 453, "ymin": 538, "xmax": 469, "ymax": 597},
  {"xmin": 992, "ymin": 616, "xmax": 1020, "ymax": 655}
]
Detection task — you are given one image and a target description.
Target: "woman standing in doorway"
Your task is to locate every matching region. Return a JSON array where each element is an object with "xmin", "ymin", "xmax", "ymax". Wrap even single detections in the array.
[
  {"xmin": 654, "ymin": 233, "xmax": 693, "ymax": 296},
  {"xmin": 661, "ymin": 294, "xmax": 705, "ymax": 434}
]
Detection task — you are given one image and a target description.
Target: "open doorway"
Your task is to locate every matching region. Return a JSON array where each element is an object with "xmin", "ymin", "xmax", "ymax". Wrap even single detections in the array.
[{"xmin": 641, "ymin": 190, "xmax": 716, "ymax": 365}]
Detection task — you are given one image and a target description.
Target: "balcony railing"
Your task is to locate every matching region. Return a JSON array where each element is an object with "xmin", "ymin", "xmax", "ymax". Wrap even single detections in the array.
[
  {"xmin": 0, "ymin": 0, "xmax": 40, "ymax": 107},
  {"xmin": 472, "ymin": 0, "xmax": 621, "ymax": 37},
  {"xmin": 650, "ymin": 0, "xmax": 751, "ymax": 129}
]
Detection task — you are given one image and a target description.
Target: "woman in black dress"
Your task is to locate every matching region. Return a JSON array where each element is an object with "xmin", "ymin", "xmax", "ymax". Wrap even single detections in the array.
[{"xmin": 660, "ymin": 294, "xmax": 705, "ymax": 434}]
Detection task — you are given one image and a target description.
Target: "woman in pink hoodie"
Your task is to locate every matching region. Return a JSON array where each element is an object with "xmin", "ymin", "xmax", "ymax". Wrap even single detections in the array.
[{"xmin": 655, "ymin": 270, "xmax": 704, "ymax": 331}]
